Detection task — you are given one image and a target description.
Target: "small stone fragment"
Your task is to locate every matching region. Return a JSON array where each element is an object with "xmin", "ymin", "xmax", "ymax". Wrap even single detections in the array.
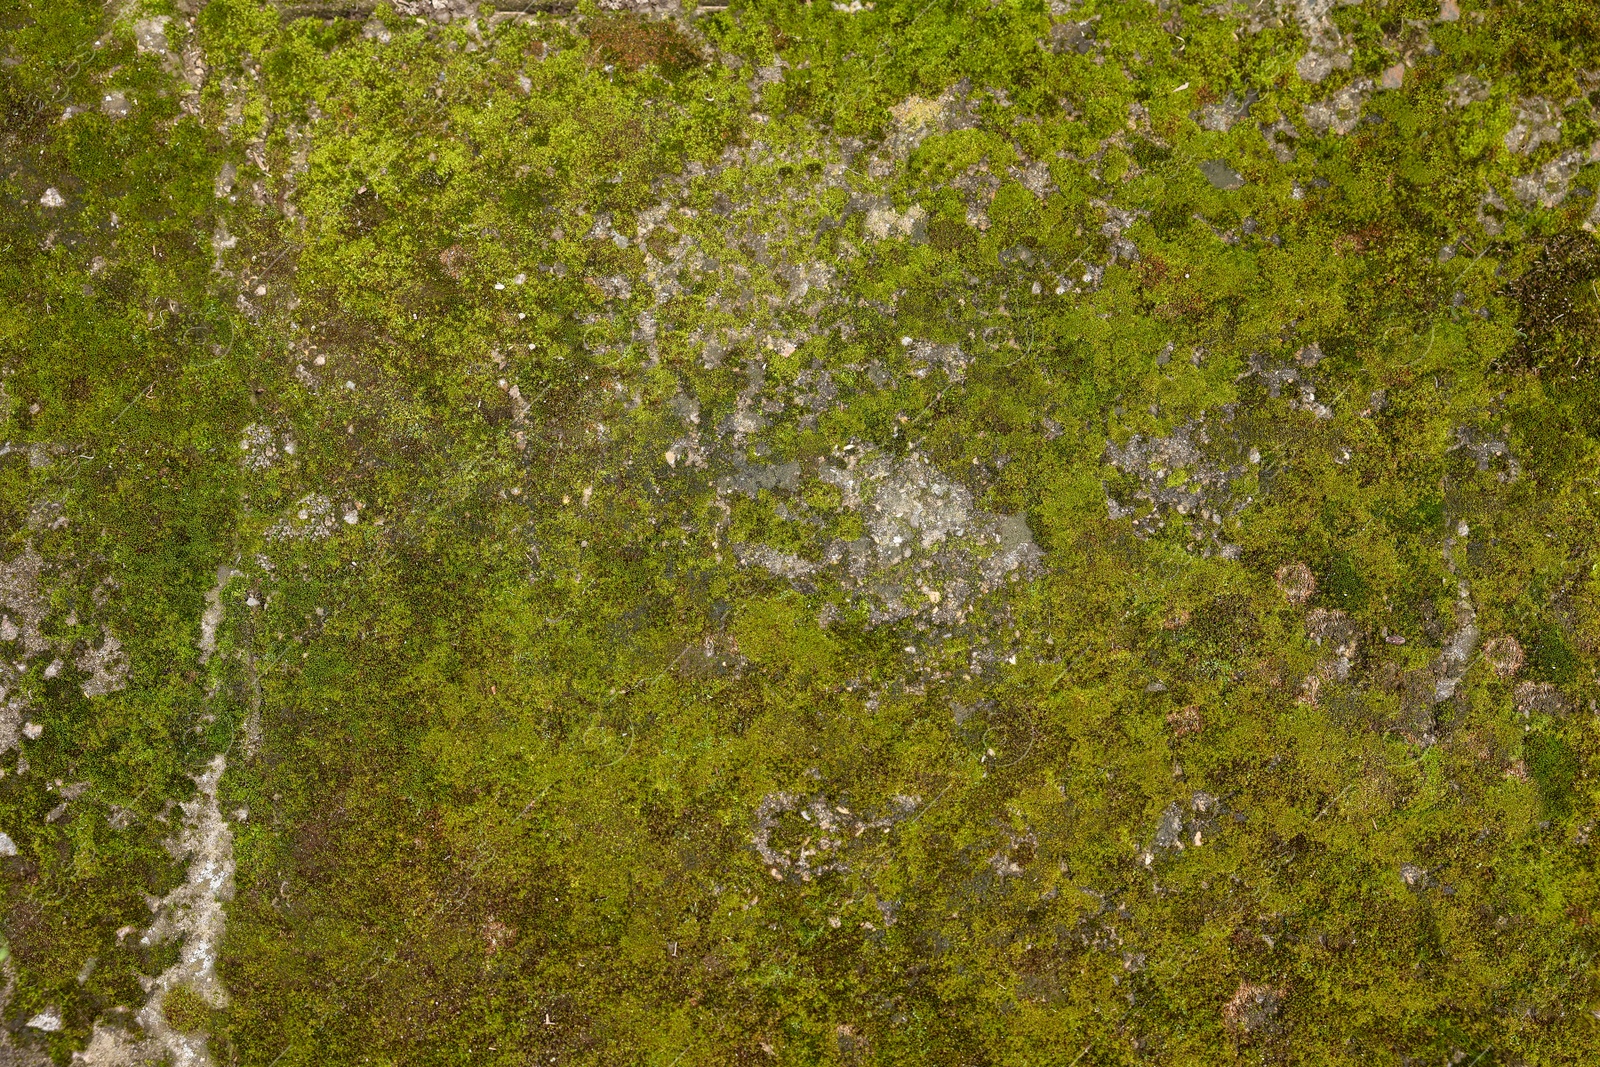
[
  {"xmin": 1275, "ymin": 562, "xmax": 1316, "ymax": 605},
  {"xmin": 26, "ymin": 1008, "xmax": 63, "ymax": 1032},
  {"xmin": 1222, "ymin": 983, "xmax": 1282, "ymax": 1035},
  {"xmin": 1482, "ymin": 635, "xmax": 1524, "ymax": 678},
  {"xmin": 1167, "ymin": 705, "xmax": 1203, "ymax": 737}
]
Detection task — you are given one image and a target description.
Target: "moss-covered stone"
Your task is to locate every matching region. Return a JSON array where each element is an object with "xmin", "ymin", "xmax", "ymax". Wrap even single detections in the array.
[{"xmin": 3, "ymin": 0, "xmax": 1600, "ymax": 1064}]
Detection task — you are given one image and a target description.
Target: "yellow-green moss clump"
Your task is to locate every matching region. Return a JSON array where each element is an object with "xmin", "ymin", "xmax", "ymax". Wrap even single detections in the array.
[{"xmin": 161, "ymin": 983, "xmax": 210, "ymax": 1034}]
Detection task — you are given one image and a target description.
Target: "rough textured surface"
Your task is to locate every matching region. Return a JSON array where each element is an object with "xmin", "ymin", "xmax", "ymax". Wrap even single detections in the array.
[
  {"xmin": 3, "ymin": 0, "xmax": 1600, "ymax": 1064},
  {"xmin": 74, "ymin": 756, "xmax": 232, "ymax": 1067}
]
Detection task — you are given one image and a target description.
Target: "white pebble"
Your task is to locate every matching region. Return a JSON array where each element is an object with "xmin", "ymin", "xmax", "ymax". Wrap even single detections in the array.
[{"xmin": 25, "ymin": 1009, "xmax": 62, "ymax": 1032}]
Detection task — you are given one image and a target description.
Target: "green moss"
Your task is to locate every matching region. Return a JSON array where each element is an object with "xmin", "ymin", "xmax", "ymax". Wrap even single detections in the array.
[
  {"xmin": 161, "ymin": 983, "xmax": 210, "ymax": 1034},
  {"xmin": 6, "ymin": 0, "xmax": 1600, "ymax": 1063}
]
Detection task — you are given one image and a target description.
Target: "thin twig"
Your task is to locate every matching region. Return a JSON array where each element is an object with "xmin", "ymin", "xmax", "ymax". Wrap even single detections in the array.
[
  {"xmin": 906, "ymin": 782, "xmax": 954, "ymax": 824},
  {"xmin": 107, "ymin": 382, "xmax": 154, "ymax": 427}
]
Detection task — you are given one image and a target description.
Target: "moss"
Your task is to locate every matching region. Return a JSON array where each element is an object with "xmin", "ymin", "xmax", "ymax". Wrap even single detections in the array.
[
  {"xmin": 161, "ymin": 983, "xmax": 210, "ymax": 1034},
  {"xmin": 5, "ymin": 0, "xmax": 1600, "ymax": 1063}
]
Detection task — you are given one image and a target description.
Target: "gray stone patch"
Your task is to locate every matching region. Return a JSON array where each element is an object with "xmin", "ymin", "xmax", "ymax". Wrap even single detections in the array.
[
  {"xmin": 1306, "ymin": 607, "xmax": 1361, "ymax": 685},
  {"xmin": 77, "ymin": 755, "xmax": 234, "ymax": 1067},
  {"xmin": 1430, "ymin": 529, "xmax": 1480, "ymax": 718},
  {"xmin": 1196, "ymin": 92, "xmax": 1256, "ymax": 133},
  {"xmin": 26, "ymin": 1008, "xmax": 62, "ymax": 1032},
  {"xmin": 1103, "ymin": 415, "xmax": 1248, "ymax": 559},
  {"xmin": 1451, "ymin": 426, "xmax": 1520, "ymax": 481},
  {"xmin": 1477, "ymin": 186, "xmax": 1509, "ymax": 237},
  {"xmin": 717, "ymin": 357, "xmax": 774, "ymax": 440},
  {"xmin": 1248, "ymin": 350, "xmax": 1333, "ymax": 418},
  {"xmin": 1400, "ymin": 862, "xmax": 1433, "ymax": 889},
  {"xmin": 1047, "ymin": 18, "xmax": 1097, "ymax": 55},
  {"xmin": 0, "ymin": 545, "xmax": 50, "ymax": 657},
  {"xmin": 266, "ymin": 494, "xmax": 341, "ymax": 540},
  {"xmin": 1504, "ymin": 96, "xmax": 1561, "ymax": 156},
  {"xmin": 392, "ymin": 0, "xmax": 482, "ymax": 24},
  {"xmin": 595, "ymin": 0, "xmax": 683, "ymax": 19},
  {"xmin": 724, "ymin": 445, "xmax": 1043, "ymax": 631},
  {"xmin": 849, "ymin": 454, "xmax": 966, "ymax": 553},
  {"xmin": 1095, "ymin": 200, "xmax": 1145, "ymax": 264},
  {"xmin": 239, "ymin": 422, "xmax": 286, "ymax": 471},
  {"xmin": 904, "ymin": 339, "xmax": 972, "ymax": 382},
  {"xmin": 733, "ymin": 543, "xmax": 820, "ymax": 581},
  {"xmin": 76, "ymin": 630, "xmax": 128, "ymax": 698},
  {"xmin": 949, "ymin": 161, "xmax": 1001, "ymax": 230},
  {"xmin": 133, "ymin": 17, "xmax": 172, "ymax": 57},
  {"xmin": 1139, "ymin": 791, "xmax": 1224, "ymax": 867},
  {"xmin": 1289, "ymin": 0, "xmax": 1354, "ymax": 84},
  {"xmin": 1304, "ymin": 79, "xmax": 1372, "ymax": 136},
  {"xmin": 1200, "ymin": 160, "xmax": 1245, "ymax": 190},
  {"xmin": 1261, "ymin": 117, "xmax": 1300, "ymax": 162},
  {"xmin": 753, "ymin": 792, "xmax": 918, "ymax": 883},
  {"xmin": 1008, "ymin": 159, "xmax": 1057, "ymax": 199},
  {"xmin": 1511, "ymin": 145, "xmax": 1598, "ymax": 209},
  {"xmin": 883, "ymin": 83, "xmax": 981, "ymax": 159},
  {"xmin": 716, "ymin": 457, "xmax": 802, "ymax": 498},
  {"xmin": 1223, "ymin": 983, "xmax": 1283, "ymax": 1035},
  {"xmin": 988, "ymin": 830, "xmax": 1038, "ymax": 878},
  {"xmin": 1446, "ymin": 75, "xmax": 1491, "ymax": 107},
  {"xmin": 748, "ymin": 56, "xmax": 787, "ymax": 105},
  {"xmin": 859, "ymin": 198, "xmax": 927, "ymax": 242}
]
